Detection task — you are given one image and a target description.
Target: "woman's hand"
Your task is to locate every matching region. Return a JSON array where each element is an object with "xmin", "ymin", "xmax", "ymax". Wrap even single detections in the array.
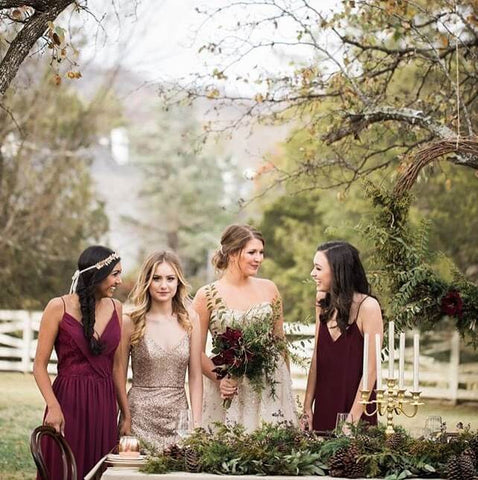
[
  {"xmin": 219, "ymin": 376, "xmax": 238, "ymax": 399},
  {"xmin": 119, "ymin": 416, "xmax": 132, "ymax": 436},
  {"xmin": 44, "ymin": 404, "xmax": 65, "ymax": 435},
  {"xmin": 300, "ymin": 409, "xmax": 313, "ymax": 431}
]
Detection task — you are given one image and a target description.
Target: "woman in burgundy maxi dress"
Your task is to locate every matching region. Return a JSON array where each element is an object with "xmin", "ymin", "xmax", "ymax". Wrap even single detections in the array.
[
  {"xmin": 302, "ymin": 241, "xmax": 383, "ymax": 433},
  {"xmin": 33, "ymin": 246, "xmax": 122, "ymax": 480}
]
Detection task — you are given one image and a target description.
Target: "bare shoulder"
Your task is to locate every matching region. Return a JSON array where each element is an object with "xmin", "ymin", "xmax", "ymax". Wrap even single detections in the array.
[
  {"xmin": 361, "ymin": 296, "xmax": 381, "ymax": 314},
  {"xmin": 121, "ymin": 313, "xmax": 135, "ymax": 336},
  {"xmin": 112, "ymin": 298, "xmax": 122, "ymax": 310},
  {"xmin": 42, "ymin": 297, "xmax": 65, "ymax": 324},
  {"xmin": 255, "ymin": 277, "xmax": 279, "ymax": 296},
  {"xmin": 45, "ymin": 296, "xmax": 65, "ymax": 313}
]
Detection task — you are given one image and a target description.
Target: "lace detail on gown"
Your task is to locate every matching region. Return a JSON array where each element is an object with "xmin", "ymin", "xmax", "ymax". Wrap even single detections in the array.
[{"xmin": 202, "ymin": 284, "xmax": 298, "ymax": 432}]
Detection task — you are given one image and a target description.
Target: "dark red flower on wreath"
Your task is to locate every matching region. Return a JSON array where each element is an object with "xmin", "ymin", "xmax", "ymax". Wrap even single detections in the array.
[{"xmin": 441, "ymin": 290, "xmax": 463, "ymax": 318}]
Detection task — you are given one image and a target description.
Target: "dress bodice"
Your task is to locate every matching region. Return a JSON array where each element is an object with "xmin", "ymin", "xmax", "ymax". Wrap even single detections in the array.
[
  {"xmin": 130, "ymin": 332, "xmax": 190, "ymax": 387},
  {"xmin": 55, "ymin": 311, "xmax": 120, "ymax": 378},
  {"xmin": 209, "ymin": 301, "xmax": 274, "ymax": 335}
]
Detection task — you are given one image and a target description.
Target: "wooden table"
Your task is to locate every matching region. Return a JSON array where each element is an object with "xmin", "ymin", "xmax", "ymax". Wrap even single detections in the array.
[{"xmin": 100, "ymin": 468, "xmax": 439, "ymax": 479}]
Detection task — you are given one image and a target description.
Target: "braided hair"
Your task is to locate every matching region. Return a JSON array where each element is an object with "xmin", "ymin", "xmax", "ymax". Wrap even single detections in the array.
[{"xmin": 74, "ymin": 245, "xmax": 121, "ymax": 355}]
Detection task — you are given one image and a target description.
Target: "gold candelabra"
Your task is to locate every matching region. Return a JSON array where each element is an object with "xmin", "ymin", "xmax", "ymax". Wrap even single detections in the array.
[{"xmin": 360, "ymin": 377, "xmax": 424, "ymax": 435}]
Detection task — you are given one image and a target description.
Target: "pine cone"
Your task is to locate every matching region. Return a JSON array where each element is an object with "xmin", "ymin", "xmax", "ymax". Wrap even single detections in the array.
[
  {"xmin": 462, "ymin": 448, "xmax": 477, "ymax": 469},
  {"xmin": 445, "ymin": 453, "xmax": 477, "ymax": 480},
  {"xmin": 163, "ymin": 443, "xmax": 184, "ymax": 460},
  {"xmin": 458, "ymin": 452, "xmax": 477, "ymax": 480},
  {"xmin": 445, "ymin": 455, "xmax": 462, "ymax": 480},
  {"xmin": 469, "ymin": 435, "xmax": 478, "ymax": 460},
  {"xmin": 328, "ymin": 444, "xmax": 365, "ymax": 478},
  {"xmin": 328, "ymin": 447, "xmax": 348, "ymax": 477},
  {"xmin": 184, "ymin": 447, "xmax": 200, "ymax": 473},
  {"xmin": 385, "ymin": 431, "xmax": 407, "ymax": 450}
]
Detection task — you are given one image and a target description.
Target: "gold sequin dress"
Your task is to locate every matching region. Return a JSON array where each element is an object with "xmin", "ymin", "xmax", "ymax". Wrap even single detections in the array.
[
  {"xmin": 128, "ymin": 332, "xmax": 189, "ymax": 451},
  {"xmin": 202, "ymin": 286, "xmax": 298, "ymax": 432}
]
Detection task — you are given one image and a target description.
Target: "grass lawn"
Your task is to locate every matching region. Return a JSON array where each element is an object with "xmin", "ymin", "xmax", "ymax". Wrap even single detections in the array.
[
  {"xmin": 0, "ymin": 372, "xmax": 44, "ymax": 480},
  {"xmin": 1, "ymin": 372, "xmax": 478, "ymax": 479}
]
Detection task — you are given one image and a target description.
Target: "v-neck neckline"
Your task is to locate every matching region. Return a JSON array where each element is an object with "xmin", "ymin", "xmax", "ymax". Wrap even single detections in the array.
[
  {"xmin": 63, "ymin": 310, "xmax": 116, "ymax": 340},
  {"xmin": 324, "ymin": 321, "xmax": 357, "ymax": 343}
]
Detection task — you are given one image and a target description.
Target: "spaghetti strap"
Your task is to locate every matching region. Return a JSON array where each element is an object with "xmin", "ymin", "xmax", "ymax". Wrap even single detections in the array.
[
  {"xmin": 110, "ymin": 298, "xmax": 116, "ymax": 314},
  {"xmin": 354, "ymin": 295, "xmax": 369, "ymax": 323},
  {"xmin": 60, "ymin": 296, "xmax": 66, "ymax": 314}
]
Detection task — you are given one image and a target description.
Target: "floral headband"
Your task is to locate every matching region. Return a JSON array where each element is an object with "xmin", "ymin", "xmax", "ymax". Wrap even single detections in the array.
[{"xmin": 69, "ymin": 252, "xmax": 120, "ymax": 294}]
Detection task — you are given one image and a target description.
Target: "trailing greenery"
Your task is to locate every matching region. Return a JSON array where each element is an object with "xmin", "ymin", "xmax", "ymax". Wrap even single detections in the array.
[
  {"xmin": 142, "ymin": 421, "xmax": 478, "ymax": 478},
  {"xmin": 361, "ymin": 181, "xmax": 478, "ymax": 347}
]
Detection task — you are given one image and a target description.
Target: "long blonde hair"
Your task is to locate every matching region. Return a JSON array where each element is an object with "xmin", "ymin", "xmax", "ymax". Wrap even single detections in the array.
[{"xmin": 128, "ymin": 251, "xmax": 192, "ymax": 346}]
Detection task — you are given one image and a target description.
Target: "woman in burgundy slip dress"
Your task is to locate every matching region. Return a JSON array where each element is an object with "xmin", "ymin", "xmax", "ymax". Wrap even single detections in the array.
[
  {"xmin": 33, "ymin": 245, "xmax": 123, "ymax": 480},
  {"xmin": 301, "ymin": 241, "xmax": 383, "ymax": 433}
]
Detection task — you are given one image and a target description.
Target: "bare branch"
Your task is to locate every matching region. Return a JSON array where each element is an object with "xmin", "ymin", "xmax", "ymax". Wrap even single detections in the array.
[{"xmin": 0, "ymin": 0, "xmax": 75, "ymax": 95}]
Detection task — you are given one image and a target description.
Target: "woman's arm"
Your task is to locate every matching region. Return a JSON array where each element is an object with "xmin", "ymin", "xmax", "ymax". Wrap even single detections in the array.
[
  {"xmin": 187, "ymin": 310, "xmax": 203, "ymax": 427},
  {"xmin": 302, "ymin": 303, "xmax": 321, "ymax": 431},
  {"xmin": 192, "ymin": 286, "xmax": 237, "ymax": 399},
  {"xmin": 32, "ymin": 297, "xmax": 64, "ymax": 434},
  {"xmin": 113, "ymin": 309, "xmax": 133, "ymax": 436},
  {"xmin": 348, "ymin": 297, "xmax": 383, "ymax": 424}
]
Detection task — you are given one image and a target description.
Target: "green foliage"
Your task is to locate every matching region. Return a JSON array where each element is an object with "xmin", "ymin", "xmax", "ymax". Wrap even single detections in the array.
[
  {"xmin": 362, "ymin": 181, "xmax": 478, "ymax": 346},
  {"xmin": 144, "ymin": 421, "xmax": 478, "ymax": 478},
  {"xmin": 0, "ymin": 72, "xmax": 112, "ymax": 308}
]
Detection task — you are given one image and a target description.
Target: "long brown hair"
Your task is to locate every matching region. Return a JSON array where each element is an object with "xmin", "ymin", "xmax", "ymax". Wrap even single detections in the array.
[{"xmin": 128, "ymin": 251, "xmax": 191, "ymax": 346}]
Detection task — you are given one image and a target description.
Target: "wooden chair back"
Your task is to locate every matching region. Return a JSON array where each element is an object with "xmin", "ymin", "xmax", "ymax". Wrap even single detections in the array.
[{"xmin": 30, "ymin": 425, "xmax": 77, "ymax": 480}]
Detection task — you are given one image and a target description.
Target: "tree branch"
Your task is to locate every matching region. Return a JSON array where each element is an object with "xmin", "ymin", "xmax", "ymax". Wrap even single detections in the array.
[{"xmin": 0, "ymin": 0, "xmax": 74, "ymax": 95}]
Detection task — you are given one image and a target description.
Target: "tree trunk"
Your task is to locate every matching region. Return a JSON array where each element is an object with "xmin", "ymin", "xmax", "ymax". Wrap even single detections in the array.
[{"xmin": 0, "ymin": 0, "xmax": 75, "ymax": 95}]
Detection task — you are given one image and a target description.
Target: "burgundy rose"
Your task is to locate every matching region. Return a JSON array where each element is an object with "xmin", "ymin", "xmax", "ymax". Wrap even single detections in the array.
[
  {"xmin": 441, "ymin": 290, "xmax": 463, "ymax": 318},
  {"xmin": 222, "ymin": 327, "xmax": 243, "ymax": 344}
]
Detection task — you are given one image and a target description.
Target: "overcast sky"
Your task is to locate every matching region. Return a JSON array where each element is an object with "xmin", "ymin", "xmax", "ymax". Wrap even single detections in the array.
[{"xmin": 79, "ymin": 0, "xmax": 340, "ymax": 84}]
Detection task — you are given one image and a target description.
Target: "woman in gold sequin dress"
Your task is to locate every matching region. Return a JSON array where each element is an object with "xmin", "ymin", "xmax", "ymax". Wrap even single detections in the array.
[
  {"xmin": 115, "ymin": 251, "xmax": 202, "ymax": 450},
  {"xmin": 193, "ymin": 225, "xmax": 297, "ymax": 431}
]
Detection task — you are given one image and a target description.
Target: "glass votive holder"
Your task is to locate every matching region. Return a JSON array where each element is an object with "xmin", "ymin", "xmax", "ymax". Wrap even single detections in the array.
[{"xmin": 118, "ymin": 435, "xmax": 140, "ymax": 457}]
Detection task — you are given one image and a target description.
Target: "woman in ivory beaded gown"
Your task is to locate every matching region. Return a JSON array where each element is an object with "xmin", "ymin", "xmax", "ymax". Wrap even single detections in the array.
[
  {"xmin": 115, "ymin": 251, "xmax": 202, "ymax": 450},
  {"xmin": 193, "ymin": 224, "xmax": 297, "ymax": 431}
]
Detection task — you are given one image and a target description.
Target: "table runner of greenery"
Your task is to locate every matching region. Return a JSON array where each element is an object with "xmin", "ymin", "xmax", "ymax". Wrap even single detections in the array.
[{"xmin": 140, "ymin": 421, "xmax": 478, "ymax": 479}]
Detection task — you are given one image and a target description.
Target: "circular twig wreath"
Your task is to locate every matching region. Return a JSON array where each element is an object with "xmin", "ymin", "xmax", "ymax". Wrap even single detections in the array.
[
  {"xmin": 394, "ymin": 137, "xmax": 478, "ymax": 197},
  {"xmin": 367, "ymin": 136, "xmax": 478, "ymax": 346}
]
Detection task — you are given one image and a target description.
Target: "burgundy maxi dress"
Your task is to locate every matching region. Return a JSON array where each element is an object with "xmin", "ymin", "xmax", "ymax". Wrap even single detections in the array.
[
  {"xmin": 312, "ymin": 309, "xmax": 377, "ymax": 432},
  {"xmin": 38, "ymin": 299, "xmax": 120, "ymax": 480}
]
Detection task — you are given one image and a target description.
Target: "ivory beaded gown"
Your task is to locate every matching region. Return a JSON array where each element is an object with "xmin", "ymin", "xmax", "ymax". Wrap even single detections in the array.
[
  {"xmin": 128, "ymin": 329, "xmax": 190, "ymax": 451},
  {"xmin": 202, "ymin": 285, "xmax": 298, "ymax": 431}
]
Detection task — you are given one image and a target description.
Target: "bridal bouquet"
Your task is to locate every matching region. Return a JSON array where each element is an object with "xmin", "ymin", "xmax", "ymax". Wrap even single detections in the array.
[{"xmin": 210, "ymin": 306, "xmax": 287, "ymax": 409}]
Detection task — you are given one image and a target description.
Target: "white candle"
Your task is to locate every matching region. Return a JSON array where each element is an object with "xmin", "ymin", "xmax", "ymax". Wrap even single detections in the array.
[
  {"xmin": 375, "ymin": 333, "xmax": 382, "ymax": 390},
  {"xmin": 398, "ymin": 332, "xmax": 405, "ymax": 389},
  {"xmin": 413, "ymin": 332, "xmax": 420, "ymax": 391},
  {"xmin": 362, "ymin": 333, "xmax": 369, "ymax": 391},
  {"xmin": 388, "ymin": 321, "xmax": 395, "ymax": 379}
]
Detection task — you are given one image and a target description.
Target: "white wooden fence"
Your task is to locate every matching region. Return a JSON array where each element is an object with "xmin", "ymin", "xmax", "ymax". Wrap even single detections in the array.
[{"xmin": 1, "ymin": 310, "xmax": 477, "ymax": 402}]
